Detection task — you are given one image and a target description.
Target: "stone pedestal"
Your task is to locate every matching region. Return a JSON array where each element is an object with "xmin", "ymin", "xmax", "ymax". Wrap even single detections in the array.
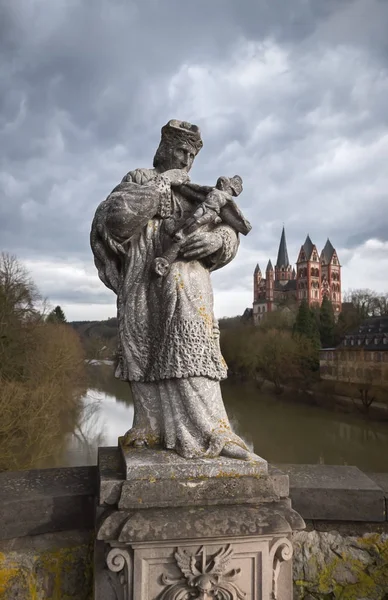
[{"xmin": 94, "ymin": 447, "xmax": 304, "ymax": 599}]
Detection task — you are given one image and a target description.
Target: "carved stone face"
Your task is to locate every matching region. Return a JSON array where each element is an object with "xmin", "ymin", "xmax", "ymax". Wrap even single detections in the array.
[
  {"xmin": 154, "ymin": 141, "xmax": 196, "ymax": 173},
  {"xmin": 170, "ymin": 144, "xmax": 196, "ymax": 171}
]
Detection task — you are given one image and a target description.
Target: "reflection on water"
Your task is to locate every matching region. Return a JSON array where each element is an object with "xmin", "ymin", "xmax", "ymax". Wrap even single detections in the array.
[{"xmin": 42, "ymin": 362, "xmax": 388, "ymax": 472}]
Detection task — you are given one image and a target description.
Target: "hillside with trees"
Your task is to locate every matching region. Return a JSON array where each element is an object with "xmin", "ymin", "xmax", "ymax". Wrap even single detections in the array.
[{"xmin": 0, "ymin": 252, "xmax": 86, "ymax": 471}]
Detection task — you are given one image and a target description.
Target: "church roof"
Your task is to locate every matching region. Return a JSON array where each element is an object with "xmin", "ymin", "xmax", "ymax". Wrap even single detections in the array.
[
  {"xmin": 275, "ymin": 227, "xmax": 290, "ymax": 268},
  {"xmin": 274, "ymin": 279, "xmax": 297, "ymax": 292},
  {"xmin": 303, "ymin": 234, "xmax": 314, "ymax": 260},
  {"xmin": 254, "ymin": 263, "xmax": 261, "ymax": 273},
  {"xmin": 266, "ymin": 259, "xmax": 273, "ymax": 271},
  {"xmin": 321, "ymin": 238, "xmax": 335, "ymax": 263}
]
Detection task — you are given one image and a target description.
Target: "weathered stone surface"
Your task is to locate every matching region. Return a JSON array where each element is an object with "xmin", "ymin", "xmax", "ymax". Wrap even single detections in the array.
[
  {"xmin": 96, "ymin": 498, "xmax": 305, "ymax": 543},
  {"xmin": 119, "ymin": 472, "xmax": 287, "ymax": 509},
  {"xmin": 98, "ymin": 446, "xmax": 125, "ymax": 506},
  {"xmin": 98, "ymin": 446, "xmax": 279, "ymax": 508},
  {"xmin": 292, "ymin": 528, "xmax": 388, "ymax": 599},
  {"xmin": 90, "ymin": 118, "xmax": 261, "ymax": 462},
  {"xmin": 111, "ymin": 446, "xmax": 273, "ymax": 508},
  {"xmin": 369, "ymin": 472, "xmax": 388, "ymax": 519},
  {"xmin": 121, "ymin": 445, "xmax": 268, "ymax": 480},
  {"xmin": 0, "ymin": 466, "xmax": 97, "ymax": 540},
  {"xmin": 0, "ymin": 530, "xmax": 93, "ymax": 600},
  {"xmin": 278, "ymin": 463, "xmax": 386, "ymax": 522}
]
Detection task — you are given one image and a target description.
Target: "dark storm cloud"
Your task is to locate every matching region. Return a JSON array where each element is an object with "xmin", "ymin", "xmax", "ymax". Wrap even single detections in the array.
[{"xmin": 1, "ymin": 0, "xmax": 388, "ymax": 316}]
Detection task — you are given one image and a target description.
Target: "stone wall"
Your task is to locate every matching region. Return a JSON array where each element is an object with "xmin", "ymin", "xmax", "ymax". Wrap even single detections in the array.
[
  {"xmin": 0, "ymin": 461, "xmax": 387, "ymax": 599},
  {"xmin": 0, "ymin": 466, "xmax": 96, "ymax": 600},
  {"xmin": 293, "ymin": 523, "xmax": 388, "ymax": 600}
]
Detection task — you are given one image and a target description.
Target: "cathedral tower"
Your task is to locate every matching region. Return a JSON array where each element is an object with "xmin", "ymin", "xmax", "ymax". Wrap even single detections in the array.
[
  {"xmin": 275, "ymin": 227, "xmax": 292, "ymax": 284},
  {"xmin": 253, "ymin": 263, "xmax": 262, "ymax": 302},
  {"xmin": 266, "ymin": 259, "xmax": 274, "ymax": 311},
  {"xmin": 320, "ymin": 239, "xmax": 342, "ymax": 314},
  {"xmin": 296, "ymin": 235, "xmax": 321, "ymax": 306}
]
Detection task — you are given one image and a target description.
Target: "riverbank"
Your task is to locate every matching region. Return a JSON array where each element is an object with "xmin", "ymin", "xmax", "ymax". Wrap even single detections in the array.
[{"xmin": 227, "ymin": 374, "xmax": 388, "ymax": 422}]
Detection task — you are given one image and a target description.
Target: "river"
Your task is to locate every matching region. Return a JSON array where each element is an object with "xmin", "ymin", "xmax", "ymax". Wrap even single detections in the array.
[{"xmin": 42, "ymin": 361, "xmax": 388, "ymax": 472}]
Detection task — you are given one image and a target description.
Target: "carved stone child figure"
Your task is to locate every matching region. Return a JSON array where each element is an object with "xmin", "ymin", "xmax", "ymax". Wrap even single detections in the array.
[{"xmin": 153, "ymin": 175, "xmax": 245, "ymax": 277}]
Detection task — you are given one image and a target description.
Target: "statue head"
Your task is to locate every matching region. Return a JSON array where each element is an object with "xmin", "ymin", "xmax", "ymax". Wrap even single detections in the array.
[{"xmin": 153, "ymin": 119, "xmax": 203, "ymax": 173}]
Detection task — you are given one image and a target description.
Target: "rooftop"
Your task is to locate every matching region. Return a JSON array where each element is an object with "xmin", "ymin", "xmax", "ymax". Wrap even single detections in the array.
[
  {"xmin": 339, "ymin": 316, "xmax": 388, "ymax": 351},
  {"xmin": 275, "ymin": 227, "xmax": 290, "ymax": 268}
]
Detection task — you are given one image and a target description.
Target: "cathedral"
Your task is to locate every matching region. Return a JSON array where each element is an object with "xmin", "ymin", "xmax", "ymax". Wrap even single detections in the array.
[{"xmin": 252, "ymin": 228, "xmax": 341, "ymax": 325}]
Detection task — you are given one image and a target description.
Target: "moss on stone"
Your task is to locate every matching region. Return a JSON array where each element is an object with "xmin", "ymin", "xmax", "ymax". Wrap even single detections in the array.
[
  {"xmin": 0, "ymin": 542, "xmax": 93, "ymax": 600},
  {"xmin": 294, "ymin": 532, "xmax": 388, "ymax": 600}
]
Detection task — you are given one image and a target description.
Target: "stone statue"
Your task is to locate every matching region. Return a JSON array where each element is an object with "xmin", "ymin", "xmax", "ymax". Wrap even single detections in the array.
[{"xmin": 90, "ymin": 119, "xmax": 255, "ymax": 461}]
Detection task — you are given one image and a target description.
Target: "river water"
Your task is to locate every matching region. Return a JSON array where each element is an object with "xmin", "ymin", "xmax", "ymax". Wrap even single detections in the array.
[{"xmin": 47, "ymin": 361, "xmax": 388, "ymax": 472}]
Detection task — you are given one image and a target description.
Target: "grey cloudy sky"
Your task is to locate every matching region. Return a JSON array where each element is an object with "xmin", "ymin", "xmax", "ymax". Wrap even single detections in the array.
[{"xmin": 1, "ymin": 0, "xmax": 388, "ymax": 321}]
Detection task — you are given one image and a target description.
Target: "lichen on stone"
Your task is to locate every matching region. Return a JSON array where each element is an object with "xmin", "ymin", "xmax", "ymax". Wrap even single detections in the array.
[{"xmin": 293, "ymin": 530, "xmax": 388, "ymax": 600}]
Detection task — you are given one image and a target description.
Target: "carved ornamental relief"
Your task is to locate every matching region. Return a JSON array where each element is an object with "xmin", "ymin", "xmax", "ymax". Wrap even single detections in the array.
[{"xmin": 157, "ymin": 544, "xmax": 246, "ymax": 600}]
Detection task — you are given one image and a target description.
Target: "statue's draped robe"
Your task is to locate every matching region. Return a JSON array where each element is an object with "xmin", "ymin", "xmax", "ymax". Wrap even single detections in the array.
[{"xmin": 91, "ymin": 168, "xmax": 249, "ymax": 458}]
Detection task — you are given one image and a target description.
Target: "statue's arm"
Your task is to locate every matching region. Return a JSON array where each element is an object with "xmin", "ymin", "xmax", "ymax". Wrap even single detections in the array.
[
  {"xmin": 207, "ymin": 224, "xmax": 240, "ymax": 272},
  {"xmin": 104, "ymin": 173, "xmax": 171, "ymax": 243}
]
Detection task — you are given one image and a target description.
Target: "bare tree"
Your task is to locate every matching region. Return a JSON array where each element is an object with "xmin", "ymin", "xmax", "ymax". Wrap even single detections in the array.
[{"xmin": 343, "ymin": 288, "xmax": 388, "ymax": 319}]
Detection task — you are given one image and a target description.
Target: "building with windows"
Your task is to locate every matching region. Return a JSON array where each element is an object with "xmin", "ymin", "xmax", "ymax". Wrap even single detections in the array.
[
  {"xmin": 320, "ymin": 316, "xmax": 388, "ymax": 388},
  {"xmin": 253, "ymin": 228, "xmax": 341, "ymax": 325}
]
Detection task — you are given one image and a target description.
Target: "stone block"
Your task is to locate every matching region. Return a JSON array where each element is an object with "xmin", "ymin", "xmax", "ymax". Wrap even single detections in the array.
[
  {"xmin": 97, "ymin": 498, "xmax": 304, "ymax": 543},
  {"xmin": 98, "ymin": 446, "xmax": 287, "ymax": 509},
  {"xmin": 368, "ymin": 472, "xmax": 388, "ymax": 521},
  {"xmin": 95, "ymin": 448, "xmax": 304, "ymax": 599},
  {"xmin": 120, "ymin": 445, "xmax": 268, "ymax": 480},
  {"xmin": 0, "ymin": 466, "xmax": 97, "ymax": 540},
  {"xmin": 98, "ymin": 446, "xmax": 125, "ymax": 506},
  {"xmin": 277, "ymin": 464, "xmax": 386, "ymax": 522},
  {"xmin": 97, "ymin": 523, "xmax": 300, "ymax": 599}
]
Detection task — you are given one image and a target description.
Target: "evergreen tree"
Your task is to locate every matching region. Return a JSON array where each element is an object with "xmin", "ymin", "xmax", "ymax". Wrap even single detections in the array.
[
  {"xmin": 293, "ymin": 299, "xmax": 320, "ymax": 370},
  {"xmin": 293, "ymin": 300, "xmax": 311, "ymax": 337},
  {"xmin": 47, "ymin": 305, "xmax": 67, "ymax": 323},
  {"xmin": 319, "ymin": 296, "xmax": 335, "ymax": 348}
]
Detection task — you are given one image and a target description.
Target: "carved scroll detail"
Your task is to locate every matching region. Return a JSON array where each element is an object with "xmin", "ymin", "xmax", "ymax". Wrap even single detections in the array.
[
  {"xmin": 157, "ymin": 544, "xmax": 246, "ymax": 599},
  {"xmin": 269, "ymin": 538, "xmax": 293, "ymax": 600},
  {"xmin": 106, "ymin": 546, "xmax": 132, "ymax": 600}
]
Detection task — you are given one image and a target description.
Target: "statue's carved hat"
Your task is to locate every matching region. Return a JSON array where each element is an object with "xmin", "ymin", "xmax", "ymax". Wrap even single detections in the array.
[{"xmin": 160, "ymin": 119, "xmax": 203, "ymax": 153}]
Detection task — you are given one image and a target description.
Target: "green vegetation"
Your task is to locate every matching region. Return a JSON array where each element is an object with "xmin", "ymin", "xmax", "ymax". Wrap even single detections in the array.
[
  {"xmin": 0, "ymin": 252, "xmax": 86, "ymax": 471},
  {"xmin": 220, "ymin": 291, "xmax": 388, "ymax": 400},
  {"xmin": 221, "ymin": 311, "xmax": 319, "ymax": 393},
  {"xmin": 319, "ymin": 296, "xmax": 336, "ymax": 348},
  {"xmin": 46, "ymin": 305, "xmax": 67, "ymax": 324}
]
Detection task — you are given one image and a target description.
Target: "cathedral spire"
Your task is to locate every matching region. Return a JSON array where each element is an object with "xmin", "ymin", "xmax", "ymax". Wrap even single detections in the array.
[
  {"xmin": 321, "ymin": 238, "xmax": 335, "ymax": 264},
  {"xmin": 275, "ymin": 227, "xmax": 290, "ymax": 268},
  {"xmin": 303, "ymin": 234, "xmax": 314, "ymax": 260}
]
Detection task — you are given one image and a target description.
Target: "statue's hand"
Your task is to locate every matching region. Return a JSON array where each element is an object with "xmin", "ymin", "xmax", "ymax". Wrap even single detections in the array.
[
  {"xmin": 181, "ymin": 231, "xmax": 223, "ymax": 260},
  {"xmin": 162, "ymin": 169, "xmax": 190, "ymax": 186}
]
